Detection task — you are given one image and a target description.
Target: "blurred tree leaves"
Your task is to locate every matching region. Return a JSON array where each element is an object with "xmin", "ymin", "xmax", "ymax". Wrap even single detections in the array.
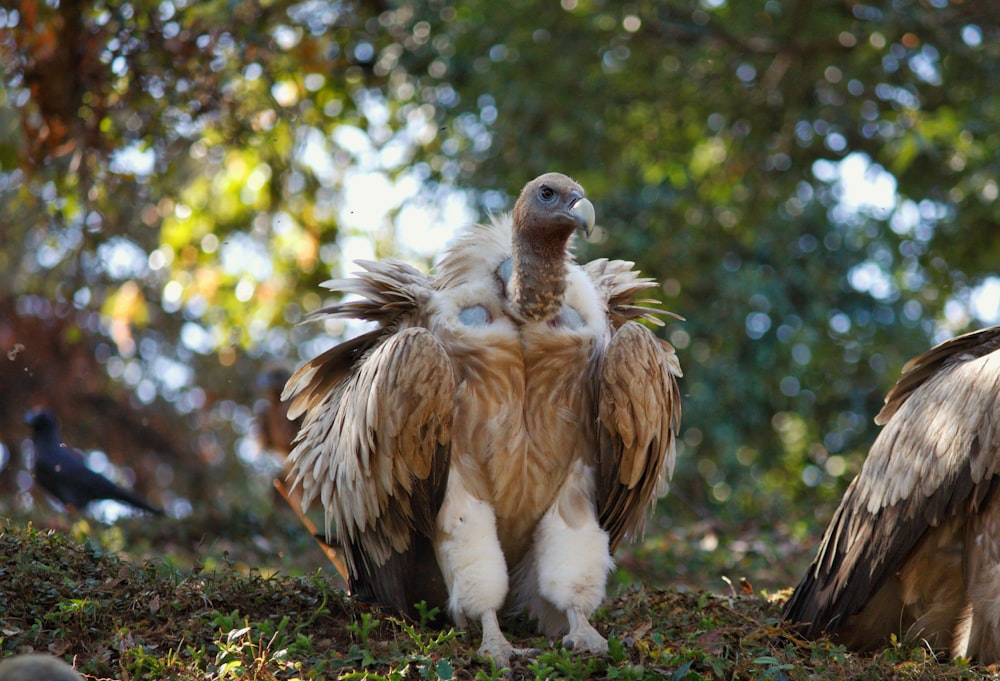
[{"xmin": 2, "ymin": 0, "xmax": 999, "ymax": 564}]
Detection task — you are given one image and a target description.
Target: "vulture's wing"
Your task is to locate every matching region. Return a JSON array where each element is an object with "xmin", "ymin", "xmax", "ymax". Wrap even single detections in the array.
[
  {"xmin": 583, "ymin": 258, "xmax": 681, "ymax": 328},
  {"xmin": 284, "ymin": 259, "xmax": 433, "ymax": 418},
  {"xmin": 590, "ymin": 258, "xmax": 682, "ymax": 550},
  {"xmin": 283, "ymin": 262, "xmax": 454, "ymax": 614},
  {"xmin": 783, "ymin": 325, "xmax": 1000, "ymax": 637}
]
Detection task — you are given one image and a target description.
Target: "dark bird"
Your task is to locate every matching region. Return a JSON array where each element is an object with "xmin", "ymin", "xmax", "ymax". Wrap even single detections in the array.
[
  {"xmin": 0, "ymin": 654, "xmax": 83, "ymax": 681},
  {"xmin": 783, "ymin": 325, "xmax": 1000, "ymax": 662},
  {"xmin": 25, "ymin": 408, "xmax": 164, "ymax": 516},
  {"xmin": 283, "ymin": 173, "xmax": 682, "ymax": 666}
]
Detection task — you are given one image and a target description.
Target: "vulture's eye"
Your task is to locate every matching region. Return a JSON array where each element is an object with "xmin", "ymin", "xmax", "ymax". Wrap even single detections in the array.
[{"xmin": 538, "ymin": 185, "xmax": 556, "ymax": 203}]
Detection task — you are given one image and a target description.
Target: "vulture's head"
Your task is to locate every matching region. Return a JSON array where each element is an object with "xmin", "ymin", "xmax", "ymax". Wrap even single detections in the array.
[
  {"xmin": 505, "ymin": 173, "xmax": 597, "ymax": 322},
  {"xmin": 512, "ymin": 173, "xmax": 596, "ymax": 249}
]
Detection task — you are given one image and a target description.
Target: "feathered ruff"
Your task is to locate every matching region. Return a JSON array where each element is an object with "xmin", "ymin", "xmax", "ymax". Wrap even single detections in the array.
[{"xmin": 435, "ymin": 214, "xmax": 522, "ymax": 291}]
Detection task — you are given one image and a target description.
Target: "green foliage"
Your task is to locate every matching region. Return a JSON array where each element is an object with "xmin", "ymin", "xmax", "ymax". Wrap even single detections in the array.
[
  {"xmin": 413, "ymin": 600, "xmax": 442, "ymax": 628},
  {"xmin": 395, "ymin": 616, "xmax": 461, "ymax": 656},
  {"xmin": 3, "ymin": 0, "xmax": 1000, "ymax": 604},
  {"xmin": 347, "ymin": 612, "xmax": 382, "ymax": 647},
  {"xmin": 211, "ymin": 613, "xmax": 309, "ymax": 679},
  {"xmin": 2, "ymin": 525, "xmax": 997, "ymax": 680}
]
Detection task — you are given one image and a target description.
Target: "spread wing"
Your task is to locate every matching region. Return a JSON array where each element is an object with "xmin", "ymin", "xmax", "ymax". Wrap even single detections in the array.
[
  {"xmin": 783, "ymin": 325, "xmax": 1000, "ymax": 636},
  {"xmin": 283, "ymin": 262, "xmax": 454, "ymax": 614},
  {"xmin": 592, "ymin": 264, "xmax": 682, "ymax": 550}
]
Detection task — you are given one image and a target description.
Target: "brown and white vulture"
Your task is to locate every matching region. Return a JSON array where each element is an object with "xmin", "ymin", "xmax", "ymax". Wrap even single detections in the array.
[
  {"xmin": 283, "ymin": 173, "xmax": 682, "ymax": 666},
  {"xmin": 783, "ymin": 325, "xmax": 1000, "ymax": 661}
]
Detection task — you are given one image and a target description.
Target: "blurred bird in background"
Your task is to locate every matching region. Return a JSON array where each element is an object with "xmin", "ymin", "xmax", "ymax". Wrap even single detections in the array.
[
  {"xmin": 0, "ymin": 654, "xmax": 83, "ymax": 681},
  {"xmin": 256, "ymin": 367, "xmax": 349, "ymax": 581},
  {"xmin": 256, "ymin": 367, "xmax": 301, "ymax": 460},
  {"xmin": 256, "ymin": 366, "xmax": 306, "ymax": 509},
  {"xmin": 25, "ymin": 408, "xmax": 164, "ymax": 516}
]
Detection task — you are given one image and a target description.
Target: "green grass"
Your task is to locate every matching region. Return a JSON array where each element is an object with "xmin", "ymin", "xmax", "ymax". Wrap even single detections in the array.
[{"xmin": 0, "ymin": 520, "xmax": 995, "ymax": 680}]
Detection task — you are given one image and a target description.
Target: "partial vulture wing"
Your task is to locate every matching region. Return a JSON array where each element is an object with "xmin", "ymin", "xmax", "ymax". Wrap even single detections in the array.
[
  {"xmin": 584, "ymin": 258, "xmax": 681, "ymax": 328},
  {"xmin": 286, "ymin": 327, "xmax": 454, "ymax": 612},
  {"xmin": 876, "ymin": 326, "xmax": 1000, "ymax": 425},
  {"xmin": 283, "ymin": 261, "xmax": 453, "ymax": 614},
  {"xmin": 783, "ymin": 326, "xmax": 1000, "ymax": 644},
  {"xmin": 597, "ymin": 321, "xmax": 682, "ymax": 551},
  {"xmin": 284, "ymin": 259, "xmax": 434, "ymax": 421}
]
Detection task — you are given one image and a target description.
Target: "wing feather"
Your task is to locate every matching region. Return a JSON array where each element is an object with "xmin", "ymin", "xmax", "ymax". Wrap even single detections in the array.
[
  {"xmin": 283, "ymin": 259, "xmax": 453, "ymax": 614},
  {"xmin": 288, "ymin": 327, "xmax": 453, "ymax": 547},
  {"xmin": 312, "ymin": 260, "xmax": 431, "ymax": 324},
  {"xmin": 282, "ymin": 259, "xmax": 433, "ymax": 420},
  {"xmin": 583, "ymin": 258, "xmax": 682, "ymax": 328},
  {"xmin": 596, "ymin": 321, "xmax": 682, "ymax": 551},
  {"xmin": 783, "ymin": 326, "xmax": 1000, "ymax": 640},
  {"xmin": 286, "ymin": 327, "xmax": 454, "ymax": 611}
]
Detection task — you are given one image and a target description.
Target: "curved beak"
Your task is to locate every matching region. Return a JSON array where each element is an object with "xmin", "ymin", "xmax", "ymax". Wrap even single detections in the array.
[{"xmin": 569, "ymin": 196, "xmax": 596, "ymax": 238}]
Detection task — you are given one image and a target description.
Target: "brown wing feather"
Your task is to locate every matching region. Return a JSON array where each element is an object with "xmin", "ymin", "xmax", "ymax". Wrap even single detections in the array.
[
  {"xmin": 783, "ymin": 325, "xmax": 1000, "ymax": 644},
  {"xmin": 597, "ymin": 321, "xmax": 682, "ymax": 551},
  {"xmin": 877, "ymin": 326, "xmax": 1000, "ymax": 425},
  {"xmin": 583, "ymin": 258, "xmax": 683, "ymax": 328},
  {"xmin": 315, "ymin": 259, "xmax": 432, "ymax": 324},
  {"xmin": 286, "ymin": 327, "xmax": 454, "ymax": 615},
  {"xmin": 283, "ymin": 260, "xmax": 454, "ymax": 616},
  {"xmin": 283, "ymin": 329, "xmax": 383, "ymax": 421}
]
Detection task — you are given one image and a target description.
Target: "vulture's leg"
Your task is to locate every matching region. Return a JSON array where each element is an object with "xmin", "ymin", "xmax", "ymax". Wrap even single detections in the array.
[
  {"xmin": 533, "ymin": 460, "xmax": 613, "ymax": 655},
  {"xmin": 435, "ymin": 467, "xmax": 530, "ymax": 668}
]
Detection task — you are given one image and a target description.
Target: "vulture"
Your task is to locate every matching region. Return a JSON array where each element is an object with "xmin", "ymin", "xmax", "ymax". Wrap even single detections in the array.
[
  {"xmin": 783, "ymin": 325, "xmax": 1000, "ymax": 661},
  {"xmin": 283, "ymin": 173, "xmax": 682, "ymax": 666},
  {"xmin": 25, "ymin": 408, "xmax": 164, "ymax": 516}
]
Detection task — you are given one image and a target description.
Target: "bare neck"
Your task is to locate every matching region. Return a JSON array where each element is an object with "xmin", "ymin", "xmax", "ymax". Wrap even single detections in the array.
[{"xmin": 508, "ymin": 234, "xmax": 569, "ymax": 322}]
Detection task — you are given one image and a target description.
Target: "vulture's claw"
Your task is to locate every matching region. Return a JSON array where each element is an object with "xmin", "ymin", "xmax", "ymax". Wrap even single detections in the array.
[
  {"xmin": 477, "ymin": 610, "xmax": 538, "ymax": 669},
  {"xmin": 563, "ymin": 606, "xmax": 609, "ymax": 655},
  {"xmin": 476, "ymin": 639, "xmax": 538, "ymax": 670}
]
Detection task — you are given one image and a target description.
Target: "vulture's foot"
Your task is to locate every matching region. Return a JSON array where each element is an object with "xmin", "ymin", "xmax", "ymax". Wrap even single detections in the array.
[
  {"xmin": 478, "ymin": 610, "xmax": 537, "ymax": 669},
  {"xmin": 562, "ymin": 606, "xmax": 609, "ymax": 656},
  {"xmin": 476, "ymin": 637, "xmax": 537, "ymax": 670}
]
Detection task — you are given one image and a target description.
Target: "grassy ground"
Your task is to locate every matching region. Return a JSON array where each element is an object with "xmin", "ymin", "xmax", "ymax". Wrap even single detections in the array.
[{"xmin": 1, "ymin": 515, "xmax": 997, "ymax": 680}]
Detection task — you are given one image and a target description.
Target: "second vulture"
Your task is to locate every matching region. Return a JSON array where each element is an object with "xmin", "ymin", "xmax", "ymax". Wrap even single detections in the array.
[
  {"xmin": 283, "ymin": 173, "xmax": 682, "ymax": 666},
  {"xmin": 784, "ymin": 325, "xmax": 1000, "ymax": 662}
]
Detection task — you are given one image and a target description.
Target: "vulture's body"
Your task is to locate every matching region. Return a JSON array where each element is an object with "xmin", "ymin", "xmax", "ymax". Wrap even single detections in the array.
[
  {"xmin": 284, "ymin": 174, "xmax": 681, "ymax": 665},
  {"xmin": 784, "ymin": 326, "xmax": 1000, "ymax": 661}
]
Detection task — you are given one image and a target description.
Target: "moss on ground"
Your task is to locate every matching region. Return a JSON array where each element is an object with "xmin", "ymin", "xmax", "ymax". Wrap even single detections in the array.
[{"xmin": 0, "ymin": 520, "xmax": 994, "ymax": 680}]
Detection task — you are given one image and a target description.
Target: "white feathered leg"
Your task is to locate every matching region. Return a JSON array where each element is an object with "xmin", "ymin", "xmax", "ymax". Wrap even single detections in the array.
[
  {"xmin": 435, "ymin": 466, "xmax": 531, "ymax": 668},
  {"xmin": 528, "ymin": 459, "xmax": 614, "ymax": 655}
]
